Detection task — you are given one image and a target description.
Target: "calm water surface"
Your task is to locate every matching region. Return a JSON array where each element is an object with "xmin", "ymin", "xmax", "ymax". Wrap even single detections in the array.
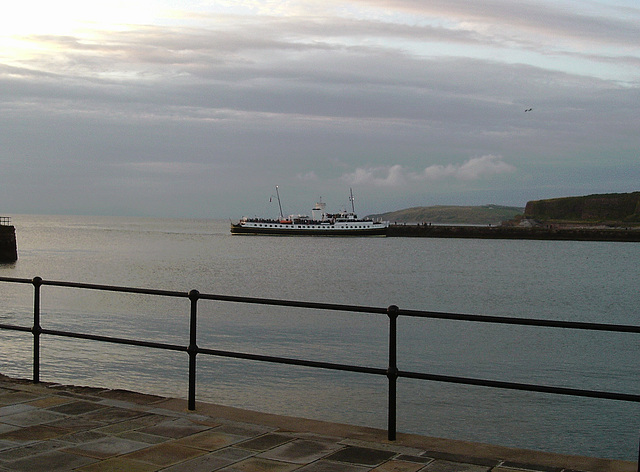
[{"xmin": 0, "ymin": 214, "xmax": 638, "ymax": 460}]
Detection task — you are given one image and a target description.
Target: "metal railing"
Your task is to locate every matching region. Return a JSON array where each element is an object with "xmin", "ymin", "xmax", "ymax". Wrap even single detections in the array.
[
  {"xmin": 0, "ymin": 276, "xmax": 639, "ymax": 463},
  {"xmin": 0, "ymin": 217, "xmax": 11, "ymax": 226}
]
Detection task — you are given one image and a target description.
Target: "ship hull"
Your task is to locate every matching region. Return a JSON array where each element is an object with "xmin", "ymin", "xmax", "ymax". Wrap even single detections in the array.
[{"xmin": 230, "ymin": 223, "xmax": 387, "ymax": 236}]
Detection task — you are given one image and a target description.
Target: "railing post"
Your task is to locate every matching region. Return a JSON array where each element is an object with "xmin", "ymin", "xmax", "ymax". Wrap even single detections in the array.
[
  {"xmin": 187, "ymin": 289, "xmax": 200, "ymax": 410},
  {"xmin": 387, "ymin": 304, "xmax": 399, "ymax": 441},
  {"xmin": 32, "ymin": 277, "xmax": 42, "ymax": 383}
]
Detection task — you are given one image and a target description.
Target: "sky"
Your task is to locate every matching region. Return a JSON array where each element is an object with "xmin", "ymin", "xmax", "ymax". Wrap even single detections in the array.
[{"xmin": 1, "ymin": 0, "xmax": 639, "ymax": 218}]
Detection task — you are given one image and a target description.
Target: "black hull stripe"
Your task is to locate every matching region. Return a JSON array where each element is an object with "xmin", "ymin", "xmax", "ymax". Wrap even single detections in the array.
[{"xmin": 230, "ymin": 225, "xmax": 387, "ymax": 237}]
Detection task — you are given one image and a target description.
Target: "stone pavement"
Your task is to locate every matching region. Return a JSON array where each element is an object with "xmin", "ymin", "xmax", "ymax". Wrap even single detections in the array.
[{"xmin": 0, "ymin": 375, "xmax": 634, "ymax": 472}]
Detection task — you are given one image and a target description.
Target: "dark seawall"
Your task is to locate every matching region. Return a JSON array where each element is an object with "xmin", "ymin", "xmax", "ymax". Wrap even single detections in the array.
[
  {"xmin": 387, "ymin": 224, "xmax": 640, "ymax": 242},
  {"xmin": 0, "ymin": 225, "xmax": 18, "ymax": 262}
]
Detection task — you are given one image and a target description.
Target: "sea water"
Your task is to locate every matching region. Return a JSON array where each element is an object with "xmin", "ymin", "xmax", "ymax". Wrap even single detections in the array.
[{"xmin": 0, "ymin": 214, "xmax": 638, "ymax": 460}]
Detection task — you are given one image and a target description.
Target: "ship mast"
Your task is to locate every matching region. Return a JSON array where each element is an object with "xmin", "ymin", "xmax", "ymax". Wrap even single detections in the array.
[
  {"xmin": 275, "ymin": 185, "xmax": 284, "ymax": 219},
  {"xmin": 349, "ymin": 188, "xmax": 356, "ymax": 214}
]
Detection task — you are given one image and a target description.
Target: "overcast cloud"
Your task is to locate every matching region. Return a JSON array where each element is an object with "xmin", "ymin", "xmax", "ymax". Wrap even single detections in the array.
[{"xmin": 1, "ymin": 0, "xmax": 638, "ymax": 218}]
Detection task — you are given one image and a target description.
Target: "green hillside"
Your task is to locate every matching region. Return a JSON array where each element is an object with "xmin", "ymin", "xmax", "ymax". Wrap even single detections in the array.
[{"xmin": 368, "ymin": 204, "xmax": 524, "ymax": 225}]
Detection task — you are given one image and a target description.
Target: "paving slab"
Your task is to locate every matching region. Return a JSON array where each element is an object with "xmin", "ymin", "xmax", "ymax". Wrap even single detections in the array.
[
  {"xmin": 159, "ymin": 450, "xmax": 252, "ymax": 472},
  {"xmin": 48, "ymin": 400, "xmax": 107, "ymax": 416},
  {"xmin": 259, "ymin": 438, "xmax": 345, "ymax": 464},
  {"xmin": 323, "ymin": 446, "xmax": 397, "ymax": 467},
  {"xmin": 138, "ymin": 417, "xmax": 212, "ymax": 439},
  {"xmin": 94, "ymin": 413, "xmax": 172, "ymax": 434},
  {"xmin": 296, "ymin": 461, "xmax": 371, "ymax": 471},
  {"xmin": 213, "ymin": 420, "xmax": 276, "ymax": 438},
  {"xmin": 63, "ymin": 436, "xmax": 150, "ymax": 459},
  {"xmin": 217, "ymin": 456, "xmax": 301, "ymax": 471},
  {"xmin": 173, "ymin": 428, "xmax": 249, "ymax": 450},
  {"xmin": 76, "ymin": 456, "xmax": 159, "ymax": 472},
  {"xmin": 343, "ymin": 438, "xmax": 427, "ymax": 457},
  {"xmin": 1, "ymin": 449, "xmax": 99, "ymax": 472},
  {"xmin": 370, "ymin": 459, "xmax": 427, "ymax": 471},
  {"xmin": 96, "ymin": 398, "xmax": 150, "ymax": 411},
  {"xmin": 204, "ymin": 446, "xmax": 257, "ymax": 463},
  {"xmin": 422, "ymin": 452, "xmax": 500, "ymax": 467},
  {"xmin": 27, "ymin": 395, "xmax": 73, "ymax": 409},
  {"xmin": 0, "ymin": 391, "xmax": 40, "ymax": 405},
  {"xmin": 0, "ymin": 440, "xmax": 19, "ymax": 453},
  {"xmin": 425, "ymin": 460, "xmax": 492, "ymax": 472},
  {"xmin": 117, "ymin": 430, "xmax": 170, "ymax": 445},
  {"xmin": 0, "ymin": 424, "xmax": 18, "ymax": 435},
  {"xmin": 0, "ymin": 439, "xmax": 71, "ymax": 461},
  {"xmin": 239, "ymin": 433, "xmax": 296, "ymax": 451},
  {"xmin": 0, "ymin": 404, "xmax": 36, "ymax": 417},
  {"xmin": 80, "ymin": 406, "xmax": 147, "ymax": 423},
  {"xmin": 395, "ymin": 454, "xmax": 434, "ymax": 465},
  {"xmin": 0, "ymin": 423, "xmax": 69, "ymax": 441},
  {"xmin": 47, "ymin": 415, "xmax": 105, "ymax": 433},
  {"xmin": 122, "ymin": 442, "xmax": 206, "ymax": 467},
  {"xmin": 57, "ymin": 429, "xmax": 109, "ymax": 444},
  {"xmin": 0, "ymin": 408, "xmax": 67, "ymax": 427}
]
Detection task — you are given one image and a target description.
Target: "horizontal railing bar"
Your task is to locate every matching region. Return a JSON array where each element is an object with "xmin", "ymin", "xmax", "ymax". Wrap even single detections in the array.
[
  {"xmin": 3, "ymin": 276, "xmax": 638, "ymax": 333},
  {"xmin": 400, "ymin": 370, "xmax": 640, "ymax": 403},
  {"xmin": 40, "ymin": 328, "xmax": 187, "ymax": 352},
  {"xmin": 39, "ymin": 280, "xmax": 190, "ymax": 299},
  {"xmin": 198, "ymin": 293, "xmax": 388, "ymax": 315},
  {"xmin": 198, "ymin": 346, "xmax": 640, "ymax": 403},
  {"xmin": 397, "ymin": 308, "xmax": 640, "ymax": 333},
  {"xmin": 198, "ymin": 346, "xmax": 387, "ymax": 376},
  {"xmin": 0, "ymin": 323, "xmax": 32, "ymax": 333},
  {"xmin": 0, "ymin": 276, "xmax": 33, "ymax": 284}
]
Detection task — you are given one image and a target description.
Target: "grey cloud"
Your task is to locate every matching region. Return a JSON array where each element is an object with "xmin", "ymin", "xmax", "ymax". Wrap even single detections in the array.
[
  {"xmin": 355, "ymin": 0, "xmax": 640, "ymax": 46},
  {"xmin": 1, "ymin": 2, "xmax": 638, "ymax": 217}
]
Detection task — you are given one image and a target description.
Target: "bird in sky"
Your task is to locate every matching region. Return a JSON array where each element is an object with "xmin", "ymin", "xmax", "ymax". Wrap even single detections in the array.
[{"xmin": 525, "ymin": 108, "xmax": 533, "ymax": 112}]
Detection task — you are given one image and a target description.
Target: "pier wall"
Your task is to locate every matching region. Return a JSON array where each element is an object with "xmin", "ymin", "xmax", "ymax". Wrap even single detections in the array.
[
  {"xmin": 0, "ymin": 225, "xmax": 17, "ymax": 263},
  {"xmin": 387, "ymin": 224, "xmax": 640, "ymax": 242}
]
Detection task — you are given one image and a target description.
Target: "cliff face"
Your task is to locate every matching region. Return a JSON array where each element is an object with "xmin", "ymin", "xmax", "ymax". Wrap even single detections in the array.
[{"xmin": 524, "ymin": 192, "xmax": 640, "ymax": 224}]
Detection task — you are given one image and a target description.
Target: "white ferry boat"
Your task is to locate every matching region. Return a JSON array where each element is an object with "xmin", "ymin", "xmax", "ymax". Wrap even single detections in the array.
[{"xmin": 230, "ymin": 188, "xmax": 388, "ymax": 236}]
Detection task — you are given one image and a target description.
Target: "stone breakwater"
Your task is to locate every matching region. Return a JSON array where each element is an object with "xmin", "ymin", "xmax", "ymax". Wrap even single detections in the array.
[
  {"xmin": 387, "ymin": 224, "xmax": 640, "ymax": 242},
  {"xmin": 0, "ymin": 225, "xmax": 17, "ymax": 263}
]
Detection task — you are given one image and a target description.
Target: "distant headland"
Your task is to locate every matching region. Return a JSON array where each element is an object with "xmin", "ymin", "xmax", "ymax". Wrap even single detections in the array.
[
  {"xmin": 515, "ymin": 191, "xmax": 640, "ymax": 227},
  {"xmin": 370, "ymin": 192, "xmax": 640, "ymax": 241},
  {"xmin": 368, "ymin": 204, "xmax": 524, "ymax": 226}
]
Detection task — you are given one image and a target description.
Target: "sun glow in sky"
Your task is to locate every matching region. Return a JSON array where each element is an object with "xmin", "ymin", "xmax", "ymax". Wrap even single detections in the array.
[
  {"xmin": 3, "ymin": 1, "xmax": 163, "ymax": 35},
  {"xmin": 1, "ymin": 1, "xmax": 163, "ymax": 64},
  {"xmin": 1, "ymin": 0, "xmax": 639, "ymax": 217}
]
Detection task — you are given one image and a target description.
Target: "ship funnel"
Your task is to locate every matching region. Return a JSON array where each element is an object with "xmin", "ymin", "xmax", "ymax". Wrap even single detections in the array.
[{"xmin": 312, "ymin": 201, "xmax": 327, "ymax": 221}]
